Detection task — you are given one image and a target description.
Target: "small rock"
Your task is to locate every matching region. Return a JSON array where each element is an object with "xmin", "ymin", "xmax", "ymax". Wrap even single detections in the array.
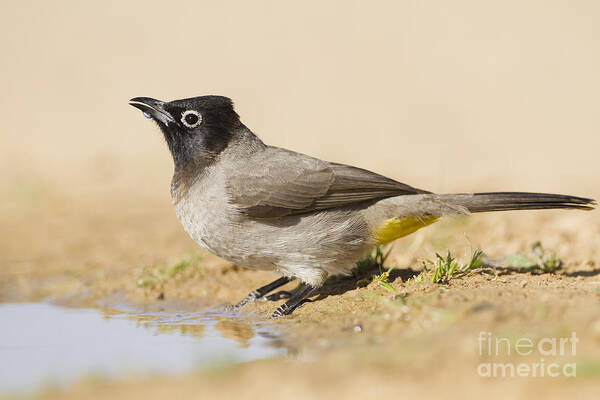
[{"xmin": 470, "ymin": 302, "xmax": 495, "ymax": 313}]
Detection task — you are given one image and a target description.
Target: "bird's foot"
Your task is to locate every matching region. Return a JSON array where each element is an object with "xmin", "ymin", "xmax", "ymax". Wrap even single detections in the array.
[
  {"xmin": 271, "ymin": 285, "xmax": 316, "ymax": 318},
  {"xmin": 225, "ymin": 290, "xmax": 261, "ymax": 311},
  {"xmin": 226, "ymin": 276, "xmax": 293, "ymax": 311}
]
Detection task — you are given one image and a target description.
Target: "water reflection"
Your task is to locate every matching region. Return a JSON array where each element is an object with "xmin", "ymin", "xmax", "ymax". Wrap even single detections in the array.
[
  {"xmin": 0, "ymin": 303, "xmax": 285, "ymax": 395},
  {"xmin": 214, "ymin": 319, "xmax": 255, "ymax": 347},
  {"xmin": 155, "ymin": 323, "xmax": 207, "ymax": 337}
]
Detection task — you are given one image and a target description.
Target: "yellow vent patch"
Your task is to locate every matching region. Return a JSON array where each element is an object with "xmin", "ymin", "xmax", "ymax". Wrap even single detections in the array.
[{"xmin": 372, "ymin": 216, "xmax": 438, "ymax": 245}]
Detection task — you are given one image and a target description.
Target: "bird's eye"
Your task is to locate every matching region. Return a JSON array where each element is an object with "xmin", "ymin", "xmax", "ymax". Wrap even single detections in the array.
[{"xmin": 181, "ymin": 110, "xmax": 202, "ymax": 128}]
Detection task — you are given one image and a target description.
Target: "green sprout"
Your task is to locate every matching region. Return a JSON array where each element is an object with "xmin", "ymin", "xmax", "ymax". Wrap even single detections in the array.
[
  {"xmin": 136, "ymin": 254, "xmax": 203, "ymax": 288},
  {"xmin": 423, "ymin": 246, "xmax": 484, "ymax": 284},
  {"xmin": 354, "ymin": 247, "xmax": 396, "ymax": 291},
  {"xmin": 504, "ymin": 241, "xmax": 562, "ymax": 272}
]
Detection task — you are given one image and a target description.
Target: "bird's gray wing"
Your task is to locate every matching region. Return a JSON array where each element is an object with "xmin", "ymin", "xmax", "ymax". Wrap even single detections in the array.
[{"xmin": 226, "ymin": 147, "xmax": 429, "ymax": 218}]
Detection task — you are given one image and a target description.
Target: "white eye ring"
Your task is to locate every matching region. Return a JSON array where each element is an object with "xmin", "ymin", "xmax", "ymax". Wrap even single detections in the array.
[{"xmin": 181, "ymin": 110, "xmax": 202, "ymax": 128}]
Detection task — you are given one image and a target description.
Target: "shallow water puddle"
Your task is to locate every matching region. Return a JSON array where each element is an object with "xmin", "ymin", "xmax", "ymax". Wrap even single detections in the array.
[{"xmin": 0, "ymin": 302, "xmax": 285, "ymax": 395}]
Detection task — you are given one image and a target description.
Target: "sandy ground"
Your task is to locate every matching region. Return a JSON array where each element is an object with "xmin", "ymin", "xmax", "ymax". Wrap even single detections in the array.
[
  {"xmin": 1, "ymin": 1, "xmax": 600, "ymax": 398},
  {"xmin": 1, "ymin": 185, "xmax": 599, "ymax": 399}
]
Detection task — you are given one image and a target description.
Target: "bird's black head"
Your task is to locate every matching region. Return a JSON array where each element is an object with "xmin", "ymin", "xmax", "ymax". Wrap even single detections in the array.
[{"xmin": 129, "ymin": 95, "xmax": 242, "ymax": 169}]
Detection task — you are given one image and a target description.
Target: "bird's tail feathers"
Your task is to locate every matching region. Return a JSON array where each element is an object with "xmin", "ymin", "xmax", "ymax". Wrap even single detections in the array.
[{"xmin": 435, "ymin": 192, "xmax": 596, "ymax": 214}]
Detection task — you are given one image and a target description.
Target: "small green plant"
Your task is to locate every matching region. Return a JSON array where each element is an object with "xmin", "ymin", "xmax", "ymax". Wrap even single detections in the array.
[
  {"xmin": 354, "ymin": 246, "xmax": 389, "ymax": 273},
  {"xmin": 354, "ymin": 247, "xmax": 396, "ymax": 291},
  {"xmin": 167, "ymin": 257, "xmax": 193, "ymax": 278},
  {"xmin": 423, "ymin": 246, "xmax": 484, "ymax": 284},
  {"xmin": 410, "ymin": 272, "xmax": 426, "ymax": 284},
  {"xmin": 504, "ymin": 241, "xmax": 562, "ymax": 272},
  {"xmin": 373, "ymin": 266, "xmax": 395, "ymax": 292},
  {"xmin": 372, "ymin": 247, "xmax": 396, "ymax": 291},
  {"xmin": 136, "ymin": 254, "xmax": 203, "ymax": 288}
]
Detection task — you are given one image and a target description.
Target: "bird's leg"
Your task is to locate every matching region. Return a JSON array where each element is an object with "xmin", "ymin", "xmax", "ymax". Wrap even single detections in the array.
[
  {"xmin": 229, "ymin": 276, "xmax": 294, "ymax": 310},
  {"xmin": 264, "ymin": 290, "xmax": 293, "ymax": 301},
  {"xmin": 271, "ymin": 284, "xmax": 317, "ymax": 318}
]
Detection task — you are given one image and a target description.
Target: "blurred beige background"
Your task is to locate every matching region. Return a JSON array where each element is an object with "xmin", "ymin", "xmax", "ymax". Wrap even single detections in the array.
[{"xmin": 1, "ymin": 0, "xmax": 599, "ymax": 198}]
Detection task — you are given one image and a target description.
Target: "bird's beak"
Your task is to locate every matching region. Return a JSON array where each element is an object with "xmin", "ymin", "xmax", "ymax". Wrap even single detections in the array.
[{"xmin": 129, "ymin": 97, "xmax": 176, "ymax": 125}]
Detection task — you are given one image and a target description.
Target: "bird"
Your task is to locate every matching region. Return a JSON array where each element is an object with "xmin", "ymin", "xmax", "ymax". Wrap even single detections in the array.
[{"xmin": 129, "ymin": 95, "xmax": 596, "ymax": 318}]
